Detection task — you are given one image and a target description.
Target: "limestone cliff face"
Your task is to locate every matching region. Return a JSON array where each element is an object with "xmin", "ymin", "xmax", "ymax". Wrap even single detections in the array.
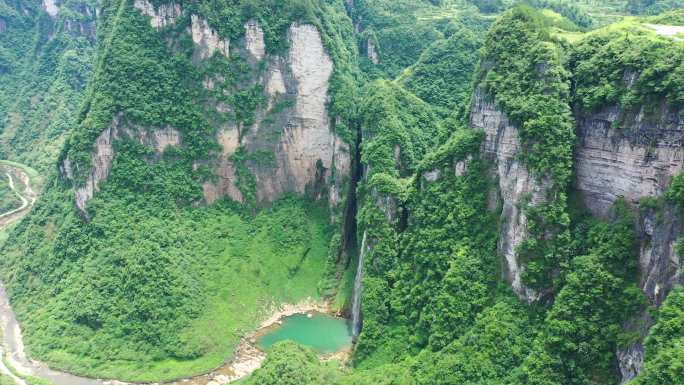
[
  {"xmin": 65, "ymin": 3, "xmax": 350, "ymax": 213},
  {"xmin": 133, "ymin": 0, "xmax": 182, "ymax": 29},
  {"xmin": 575, "ymin": 104, "xmax": 684, "ymax": 219},
  {"xmin": 42, "ymin": 0, "xmax": 59, "ymax": 18},
  {"xmin": 38, "ymin": 0, "xmax": 98, "ymax": 40},
  {"xmin": 574, "ymin": 77, "xmax": 684, "ymax": 383},
  {"xmin": 366, "ymin": 39, "xmax": 379, "ymax": 65},
  {"xmin": 471, "ymin": 88, "xmax": 549, "ymax": 303},
  {"xmin": 575, "ymin": 101, "xmax": 684, "ymax": 306},
  {"xmin": 244, "ymin": 20, "xmax": 266, "ymax": 61},
  {"xmin": 61, "ymin": 114, "xmax": 181, "ymax": 214},
  {"xmin": 575, "ymin": 101, "xmax": 684, "ymax": 384},
  {"xmin": 191, "ymin": 15, "xmax": 229, "ymax": 60},
  {"xmin": 204, "ymin": 23, "xmax": 350, "ymax": 209}
]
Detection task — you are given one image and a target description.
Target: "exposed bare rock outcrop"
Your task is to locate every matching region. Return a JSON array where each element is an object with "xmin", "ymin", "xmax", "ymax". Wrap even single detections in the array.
[
  {"xmin": 638, "ymin": 206, "xmax": 683, "ymax": 305},
  {"xmin": 575, "ymin": 104, "xmax": 684, "ymax": 218},
  {"xmin": 67, "ymin": 16, "xmax": 349, "ymax": 213},
  {"xmin": 589, "ymin": 103, "xmax": 684, "ymax": 378},
  {"xmin": 618, "ymin": 340, "xmax": 645, "ymax": 384},
  {"xmin": 61, "ymin": 115, "xmax": 181, "ymax": 214},
  {"xmin": 471, "ymin": 88, "xmax": 548, "ymax": 302},
  {"xmin": 42, "ymin": 0, "xmax": 59, "ymax": 18},
  {"xmin": 244, "ymin": 20, "xmax": 265, "ymax": 61},
  {"xmin": 575, "ymin": 101, "xmax": 684, "ymax": 305},
  {"xmin": 574, "ymin": 77, "xmax": 684, "ymax": 382},
  {"xmin": 367, "ymin": 39, "xmax": 379, "ymax": 64},
  {"xmin": 191, "ymin": 15, "xmax": 229, "ymax": 60},
  {"xmin": 204, "ymin": 127, "xmax": 244, "ymax": 204},
  {"xmin": 133, "ymin": 0, "xmax": 181, "ymax": 29},
  {"xmin": 59, "ymin": 2, "xmax": 97, "ymax": 41},
  {"xmin": 205, "ymin": 23, "xmax": 350, "ymax": 208},
  {"xmin": 134, "ymin": 5, "xmax": 229, "ymax": 61}
]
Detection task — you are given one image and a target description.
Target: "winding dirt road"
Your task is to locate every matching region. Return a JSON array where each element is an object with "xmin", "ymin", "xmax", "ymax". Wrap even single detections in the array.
[{"xmin": 0, "ymin": 166, "xmax": 36, "ymax": 230}]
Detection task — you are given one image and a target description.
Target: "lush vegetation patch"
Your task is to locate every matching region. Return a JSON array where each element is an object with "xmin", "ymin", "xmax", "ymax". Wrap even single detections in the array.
[
  {"xmin": 399, "ymin": 26, "xmax": 482, "ymax": 112},
  {"xmin": 570, "ymin": 25, "xmax": 684, "ymax": 113},
  {"xmin": 513, "ymin": 202, "xmax": 644, "ymax": 384},
  {"xmin": 348, "ymin": 0, "xmax": 479, "ymax": 78},
  {"xmin": 646, "ymin": 9, "xmax": 684, "ymax": 25},
  {"xmin": 353, "ymin": 74, "xmax": 498, "ymax": 366},
  {"xmin": 0, "ymin": 375, "xmax": 15, "ymax": 385},
  {"xmin": 242, "ymin": 341, "xmax": 342, "ymax": 385},
  {"xmin": 626, "ymin": 0, "xmax": 684, "ymax": 16},
  {"xmin": 0, "ymin": 0, "xmax": 96, "ymax": 172},
  {"xmin": 634, "ymin": 288, "xmax": 684, "ymax": 385},
  {"xmin": 1, "ymin": 163, "xmax": 333, "ymax": 381},
  {"xmin": 526, "ymin": 0, "xmax": 594, "ymax": 28}
]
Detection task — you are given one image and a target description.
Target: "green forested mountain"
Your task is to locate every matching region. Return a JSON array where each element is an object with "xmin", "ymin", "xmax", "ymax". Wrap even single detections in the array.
[
  {"xmin": 0, "ymin": 1, "xmax": 683, "ymax": 385},
  {"xmin": 0, "ymin": 0, "xmax": 97, "ymax": 173}
]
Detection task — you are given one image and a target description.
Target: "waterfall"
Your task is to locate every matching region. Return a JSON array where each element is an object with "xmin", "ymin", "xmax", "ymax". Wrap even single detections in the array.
[{"xmin": 351, "ymin": 231, "xmax": 367, "ymax": 340}]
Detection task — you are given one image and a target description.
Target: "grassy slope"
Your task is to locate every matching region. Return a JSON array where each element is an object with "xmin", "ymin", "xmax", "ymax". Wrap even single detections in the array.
[
  {"xmin": 554, "ymin": 14, "xmax": 684, "ymax": 44},
  {"xmin": 3, "ymin": 193, "xmax": 333, "ymax": 382},
  {"xmin": 0, "ymin": 375, "xmax": 15, "ymax": 385}
]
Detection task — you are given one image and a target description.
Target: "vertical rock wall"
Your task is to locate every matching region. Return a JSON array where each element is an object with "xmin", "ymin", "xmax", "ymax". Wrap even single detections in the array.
[
  {"xmin": 42, "ymin": 0, "xmax": 59, "ymax": 18},
  {"xmin": 61, "ymin": 115, "xmax": 181, "ymax": 215},
  {"xmin": 133, "ymin": 0, "xmax": 182, "ymax": 29},
  {"xmin": 575, "ymin": 104, "xmax": 684, "ymax": 219},
  {"xmin": 471, "ymin": 88, "xmax": 550, "ymax": 302},
  {"xmin": 574, "ymin": 80, "xmax": 684, "ymax": 383},
  {"xmin": 206, "ymin": 23, "xmax": 350, "ymax": 208},
  {"xmin": 70, "ymin": 5, "xmax": 350, "ymax": 212},
  {"xmin": 191, "ymin": 15, "xmax": 229, "ymax": 60},
  {"xmin": 575, "ymin": 101, "xmax": 684, "ymax": 305},
  {"xmin": 244, "ymin": 20, "xmax": 266, "ymax": 61}
]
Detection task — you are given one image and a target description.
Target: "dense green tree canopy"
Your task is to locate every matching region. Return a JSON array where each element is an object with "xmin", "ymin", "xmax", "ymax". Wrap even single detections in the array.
[{"xmin": 1, "ymin": 2, "xmax": 684, "ymax": 385}]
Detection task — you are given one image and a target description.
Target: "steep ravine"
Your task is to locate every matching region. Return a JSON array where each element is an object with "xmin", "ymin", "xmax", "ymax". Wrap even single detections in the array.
[
  {"xmin": 6, "ymin": 2, "xmax": 684, "ymax": 383},
  {"xmin": 6, "ymin": 1, "xmax": 359, "ymax": 383}
]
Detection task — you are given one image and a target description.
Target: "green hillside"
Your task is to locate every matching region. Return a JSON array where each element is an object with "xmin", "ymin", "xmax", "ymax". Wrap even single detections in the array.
[{"xmin": 0, "ymin": 1, "xmax": 683, "ymax": 385}]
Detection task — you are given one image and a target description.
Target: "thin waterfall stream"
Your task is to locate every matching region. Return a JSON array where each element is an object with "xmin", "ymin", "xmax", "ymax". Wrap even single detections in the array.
[{"xmin": 351, "ymin": 231, "xmax": 367, "ymax": 340}]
